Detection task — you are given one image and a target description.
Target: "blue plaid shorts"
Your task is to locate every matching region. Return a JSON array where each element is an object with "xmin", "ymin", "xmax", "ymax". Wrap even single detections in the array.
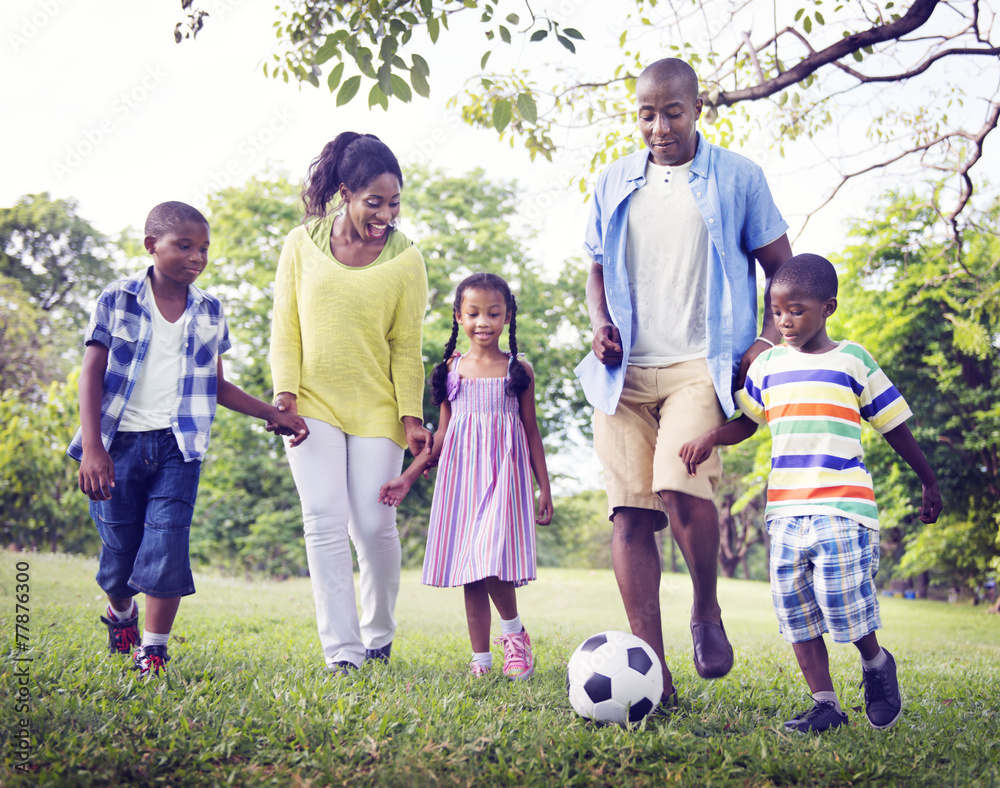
[{"xmin": 767, "ymin": 514, "xmax": 881, "ymax": 644}]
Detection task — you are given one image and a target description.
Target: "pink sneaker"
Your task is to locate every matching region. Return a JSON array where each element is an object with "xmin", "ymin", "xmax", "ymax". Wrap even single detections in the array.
[
  {"xmin": 494, "ymin": 629, "xmax": 534, "ymax": 681},
  {"xmin": 469, "ymin": 661, "xmax": 491, "ymax": 677}
]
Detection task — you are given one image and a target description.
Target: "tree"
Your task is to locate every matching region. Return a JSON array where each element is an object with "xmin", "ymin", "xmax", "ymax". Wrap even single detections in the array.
[
  {"xmin": 0, "ymin": 374, "xmax": 96, "ymax": 553},
  {"xmin": 178, "ymin": 1, "xmax": 1000, "ymax": 228},
  {"xmin": 0, "ymin": 193, "xmax": 117, "ymax": 330},
  {"xmin": 0, "ymin": 275, "xmax": 73, "ymax": 398},
  {"xmin": 828, "ymin": 193, "xmax": 1000, "ymax": 594}
]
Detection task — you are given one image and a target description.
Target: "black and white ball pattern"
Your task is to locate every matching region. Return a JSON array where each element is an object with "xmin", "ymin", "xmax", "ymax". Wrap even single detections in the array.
[{"xmin": 566, "ymin": 630, "xmax": 663, "ymax": 725}]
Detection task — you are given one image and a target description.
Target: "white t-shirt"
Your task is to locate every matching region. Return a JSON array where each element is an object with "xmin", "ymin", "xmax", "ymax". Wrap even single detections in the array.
[
  {"xmin": 118, "ymin": 278, "xmax": 185, "ymax": 432},
  {"xmin": 624, "ymin": 158, "xmax": 709, "ymax": 367}
]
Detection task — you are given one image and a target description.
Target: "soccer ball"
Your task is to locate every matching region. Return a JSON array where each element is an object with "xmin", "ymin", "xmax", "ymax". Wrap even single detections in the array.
[{"xmin": 566, "ymin": 630, "xmax": 663, "ymax": 725}]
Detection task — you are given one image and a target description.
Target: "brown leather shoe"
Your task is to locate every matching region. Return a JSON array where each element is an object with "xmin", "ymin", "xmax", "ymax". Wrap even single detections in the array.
[{"xmin": 691, "ymin": 620, "xmax": 734, "ymax": 679}]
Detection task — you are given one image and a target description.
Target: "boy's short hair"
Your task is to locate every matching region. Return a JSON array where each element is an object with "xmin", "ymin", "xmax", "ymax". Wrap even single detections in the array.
[
  {"xmin": 772, "ymin": 253, "xmax": 838, "ymax": 301},
  {"xmin": 144, "ymin": 201, "xmax": 208, "ymax": 240}
]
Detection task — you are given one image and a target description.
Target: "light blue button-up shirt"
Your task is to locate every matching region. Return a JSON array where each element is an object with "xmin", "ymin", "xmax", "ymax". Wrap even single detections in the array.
[{"xmin": 575, "ymin": 133, "xmax": 788, "ymax": 417}]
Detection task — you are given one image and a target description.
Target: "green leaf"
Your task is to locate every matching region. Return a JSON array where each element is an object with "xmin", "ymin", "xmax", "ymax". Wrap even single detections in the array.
[
  {"xmin": 427, "ymin": 15, "xmax": 440, "ymax": 42},
  {"xmin": 852, "ymin": 49, "xmax": 863, "ymax": 62},
  {"xmin": 563, "ymin": 27, "xmax": 584, "ymax": 40},
  {"xmin": 336, "ymin": 75, "xmax": 361, "ymax": 106},
  {"xmin": 481, "ymin": 50, "xmax": 491, "ymax": 68},
  {"xmin": 815, "ymin": 11, "xmax": 825, "ymax": 24},
  {"xmin": 326, "ymin": 61, "xmax": 345, "ymax": 92},
  {"xmin": 390, "ymin": 74, "xmax": 412, "ymax": 102},
  {"xmin": 419, "ymin": 0, "xmax": 432, "ymax": 15},
  {"xmin": 315, "ymin": 34, "xmax": 340, "ymax": 65},
  {"xmin": 516, "ymin": 92, "xmax": 537, "ymax": 124},
  {"xmin": 794, "ymin": 8, "xmax": 804, "ymax": 21},
  {"xmin": 492, "ymin": 98, "xmax": 513, "ymax": 132},
  {"xmin": 412, "ymin": 53, "xmax": 430, "ymax": 76},
  {"xmin": 499, "ymin": 25, "xmax": 511, "ymax": 44},
  {"xmin": 400, "ymin": 11, "xmax": 418, "ymax": 24},
  {"xmin": 463, "ymin": 0, "xmax": 477, "ymax": 7},
  {"xmin": 529, "ymin": 29, "xmax": 547, "ymax": 42},
  {"xmin": 506, "ymin": 13, "xmax": 519, "ymax": 24},
  {"xmin": 556, "ymin": 34, "xmax": 576, "ymax": 53},
  {"xmin": 368, "ymin": 82, "xmax": 389, "ymax": 110},
  {"xmin": 377, "ymin": 61, "xmax": 392, "ymax": 94},
  {"xmin": 410, "ymin": 68, "xmax": 430, "ymax": 98},
  {"xmin": 379, "ymin": 34, "xmax": 398, "ymax": 62},
  {"xmin": 803, "ymin": 15, "xmax": 812, "ymax": 33}
]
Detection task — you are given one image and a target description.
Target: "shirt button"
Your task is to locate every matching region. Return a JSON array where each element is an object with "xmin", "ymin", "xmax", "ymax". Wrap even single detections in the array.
[
  {"xmin": 697, "ymin": 192, "xmax": 703, "ymax": 197},
  {"xmin": 708, "ymin": 218, "xmax": 715, "ymax": 224}
]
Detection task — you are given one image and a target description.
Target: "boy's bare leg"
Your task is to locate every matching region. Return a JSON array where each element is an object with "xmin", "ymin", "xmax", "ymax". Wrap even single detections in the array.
[
  {"xmin": 611, "ymin": 506, "xmax": 674, "ymax": 694},
  {"xmin": 791, "ymin": 636, "xmax": 835, "ymax": 693},
  {"xmin": 107, "ymin": 595, "xmax": 135, "ymax": 614},
  {"xmin": 853, "ymin": 630, "xmax": 881, "ymax": 661},
  {"xmin": 144, "ymin": 596, "xmax": 181, "ymax": 635}
]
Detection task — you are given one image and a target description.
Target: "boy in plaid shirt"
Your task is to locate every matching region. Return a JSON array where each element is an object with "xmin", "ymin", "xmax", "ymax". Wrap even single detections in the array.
[
  {"xmin": 680, "ymin": 253, "xmax": 941, "ymax": 731},
  {"xmin": 69, "ymin": 201, "xmax": 308, "ymax": 676}
]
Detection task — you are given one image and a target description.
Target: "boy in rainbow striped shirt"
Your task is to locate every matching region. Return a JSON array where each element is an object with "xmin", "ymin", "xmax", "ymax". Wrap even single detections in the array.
[{"xmin": 679, "ymin": 253, "xmax": 942, "ymax": 733}]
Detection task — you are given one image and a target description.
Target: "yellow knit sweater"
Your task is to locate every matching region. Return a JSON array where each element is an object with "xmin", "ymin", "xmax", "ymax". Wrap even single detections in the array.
[{"xmin": 269, "ymin": 222, "xmax": 427, "ymax": 448}]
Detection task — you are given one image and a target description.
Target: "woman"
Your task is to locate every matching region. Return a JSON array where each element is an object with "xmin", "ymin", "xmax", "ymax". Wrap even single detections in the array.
[{"xmin": 270, "ymin": 132, "xmax": 431, "ymax": 673}]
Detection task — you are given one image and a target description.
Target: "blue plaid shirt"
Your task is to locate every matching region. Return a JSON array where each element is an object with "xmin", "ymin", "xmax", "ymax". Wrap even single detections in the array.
[
  {"xmin": 575, "ymin": 133, "xmax": 788, "ymax": 417},
  {"xmin": 67, "ymin": 266, "xmax": 232, "ymax": 463}
]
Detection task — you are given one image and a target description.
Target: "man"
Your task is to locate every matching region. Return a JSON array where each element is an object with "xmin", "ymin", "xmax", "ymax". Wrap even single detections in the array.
[{"xmin": 576, "ymin": 58, "xmax": 792, "ymax": 701}]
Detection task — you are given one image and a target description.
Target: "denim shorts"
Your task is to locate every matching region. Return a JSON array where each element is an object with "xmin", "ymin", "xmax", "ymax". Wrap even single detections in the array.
[
  {"xmin": 91, "ymin": 429, "xmax": 201, "ymax": 598},
  {"xmin": 767, "ymin": 514, "xmax": 881, "ymax": 644}
]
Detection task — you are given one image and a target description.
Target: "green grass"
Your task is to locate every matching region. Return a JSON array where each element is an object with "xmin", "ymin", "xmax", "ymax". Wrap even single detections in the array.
[{"xmin": 2, "ymin": 553, "xmax": 999, "ymax": 787}]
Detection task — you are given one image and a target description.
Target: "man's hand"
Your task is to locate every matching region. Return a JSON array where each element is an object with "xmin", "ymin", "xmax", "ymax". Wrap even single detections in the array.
[
  {"xmin": 919, "ymin": 480, "xmax": 943, "ymax": 524},
  {"xmin": 403, "ymin": 416, "xmax": 433, "ymax": 458},
  {"xmin": 592, "ymin": 324, "xmax": 623, "ymax": 366}
]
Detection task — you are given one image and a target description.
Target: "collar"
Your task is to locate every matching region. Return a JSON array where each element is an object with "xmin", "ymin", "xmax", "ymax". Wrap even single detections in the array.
[{"xmin": 623, "ymin": 131, "xmax": 713, "ymax": 186}]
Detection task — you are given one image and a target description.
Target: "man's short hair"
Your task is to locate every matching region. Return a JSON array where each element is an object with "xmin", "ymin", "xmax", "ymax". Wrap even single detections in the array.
[
  {"xmin": 144, "ymin": 201, "xmax": 208, "ymax": 239},
  {"xmin": 637, "ymin": 58, "xmax": 699, "ymax": 102},
  {"xmin": 772, "ymin": 253, "xmax": 839, "ymax": 301}
]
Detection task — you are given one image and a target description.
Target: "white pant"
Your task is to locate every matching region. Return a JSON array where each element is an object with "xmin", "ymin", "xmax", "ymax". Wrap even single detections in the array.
[{"xmin": 285, "ymin": 417, "xmax": 403, "ymax": 667}]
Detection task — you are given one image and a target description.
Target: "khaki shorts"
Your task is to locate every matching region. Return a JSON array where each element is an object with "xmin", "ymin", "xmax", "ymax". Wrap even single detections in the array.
[{"xmin": 593, "ymin": 360, "xmax": 725, "ymax": 528}]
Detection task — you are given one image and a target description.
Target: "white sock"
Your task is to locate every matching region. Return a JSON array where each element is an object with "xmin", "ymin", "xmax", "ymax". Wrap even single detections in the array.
[
  {"xmin": 500, "ymin": 615, "xmax": 522, "ymax": 635},
  {"xmin": 813, "ymin": 690, "xmax": 842, "ymax": 714},
  {"xmin": 861, "ymin": 648, "xmax": 888, "ymax": 670},
  {"xmin": 109, "ymin": 601, "xmax": 136, "ymax": 621},
  {"xmin": 471, "ymin": 651, "xmax": 493, "ymax": 669},
  {"xmin": 142, "ymin": 631, "xmax": 169, "ymax": 648}
]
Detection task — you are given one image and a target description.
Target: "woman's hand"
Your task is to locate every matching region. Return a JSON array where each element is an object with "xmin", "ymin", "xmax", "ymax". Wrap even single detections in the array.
[{"xmin": 402, "ymin": 415, "xmax": 433, "ymax": 457}]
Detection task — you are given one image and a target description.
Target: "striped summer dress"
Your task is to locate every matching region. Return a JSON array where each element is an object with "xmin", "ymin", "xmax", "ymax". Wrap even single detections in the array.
[
  {"xmin": 735, "ymin": 340, "xmax": 912, "ymax": 530},
  {"xmin": 421, "ymin": 354, "xmax": 536, "ymax": 588}
]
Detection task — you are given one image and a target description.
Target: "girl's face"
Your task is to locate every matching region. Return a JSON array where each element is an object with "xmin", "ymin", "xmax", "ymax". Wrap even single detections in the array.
[
  {"xmin": 340, "ymin": 172, "xmax": 401, "ymax": 242},
  {"xmin": 770, "ymin": 282, "xmax": 837, "ymax": 353},
  {"xmin": 456, "ymin": 287, "xmax": 509, "ymax": 349}
]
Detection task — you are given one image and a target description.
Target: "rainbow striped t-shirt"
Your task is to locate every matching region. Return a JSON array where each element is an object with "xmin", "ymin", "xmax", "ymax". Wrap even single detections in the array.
[{"xmin": 735, "ymin": 341, "xmax": 912, "ymax": 530}]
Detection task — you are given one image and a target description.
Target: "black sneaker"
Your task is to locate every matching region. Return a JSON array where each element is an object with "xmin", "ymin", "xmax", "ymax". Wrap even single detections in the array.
[
  {"xmin": 131, "ymin": 645, "xmax": 170, "ymax": 677},
  {"xmin": 100, "ymin": 607, "xmax": 139, "ymax": 655},
  {"xmin": 860, "ymin": 649, "xmax": 902, "ymax": 729},
  {"xmin": 784, "ymin": 700, "xmax": 849, "ymax": 733},
  {"xmin": 364, "ymin": 642, "xmax": 392, "ymax": 664}
]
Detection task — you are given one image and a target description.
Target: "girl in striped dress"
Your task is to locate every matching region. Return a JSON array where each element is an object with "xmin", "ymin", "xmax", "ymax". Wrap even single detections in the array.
[{"xmin": 379, "ymin": 273, "xmax": 552, "ymax": 679}]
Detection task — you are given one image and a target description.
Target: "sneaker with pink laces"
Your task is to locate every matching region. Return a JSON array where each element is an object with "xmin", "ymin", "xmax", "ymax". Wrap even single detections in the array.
[{"xmin": 494, "ymin": 628, "xmax": 534, "ymax": 681}]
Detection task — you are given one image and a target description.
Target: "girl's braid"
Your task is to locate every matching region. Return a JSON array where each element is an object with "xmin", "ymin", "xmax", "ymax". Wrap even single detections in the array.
[
  {"xmin": 505, "ymin": 295, "xmax": 530, "ymax": 397},
  {"xmin": 430, "ymin": 314, "xmax": 461, "ymax": 406}
]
